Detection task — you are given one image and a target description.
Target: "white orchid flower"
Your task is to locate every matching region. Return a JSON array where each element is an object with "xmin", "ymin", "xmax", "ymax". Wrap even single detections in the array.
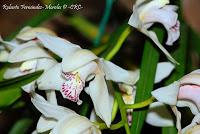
[
  {"xmin": 31, "ymin": 93, "xmax": 101, "ymax": 134},
  {"xmin": 4, "ymin": 40, "xmax": 57, "ymax": 93},
  {"xmin": 89, "ymin": 61, "xmax": 174, "ymax": 125},
  {"xmin": 2, "ymin": 27, "xmax": 57, "ymax": 93},
  {"xmin": 128, "ymin": 0, "xmax": 180, "ymax": 64},
  {"xmin": 185, "ymin": 125, "xmax": 200, "ymax": 134},
  {"xmin": 118, "ymin": 62, "xmax": 174, "ymax": 125},
  {"xmin": 0, "ymin": 26, "xmax": 56, "ymax": 62},
  {"xmin": 146, "ymin": 70, "xmax": 200, "ymax": 133},
  {"xmin": 35, "ymin": 33, "xmax": 138, "ymax": 127}
]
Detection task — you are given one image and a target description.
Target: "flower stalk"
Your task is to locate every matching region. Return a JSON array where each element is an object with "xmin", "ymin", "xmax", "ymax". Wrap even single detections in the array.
[{"xmin": 125, "ymin": 97, "xmax": 155, "ymax": 109}]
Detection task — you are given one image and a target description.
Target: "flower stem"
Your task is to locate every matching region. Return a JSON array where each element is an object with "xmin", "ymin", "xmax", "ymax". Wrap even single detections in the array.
[
  {"xmin": 113, "ymin": 84, "xmax": 131, "ymax": 134},
  {"xmin": 94, "ymin": 120, "xmax": 124, "ymax": 130},
  {"xmin": 125, "ymin": 97, "xmax": 155, "ymax": 109},
  {"xmin": 111, "ymin": 98, "xmax": 119, "ymax": 121}
]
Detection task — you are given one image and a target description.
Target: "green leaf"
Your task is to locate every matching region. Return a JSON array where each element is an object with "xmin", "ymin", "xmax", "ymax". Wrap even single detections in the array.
[
  {"xmin": 187, "ymin": 29, "xmax": 200, "ymax": 72},
  {"xmin": 0, "ymin": 63, "xmax": 9, "ymax": 81},
  {"xmin": 162, "ymin": 127, "xmax": 177, "ymax": 134},
  {"xmin": 131, "ymin": 28, "xmax": 164, "ymax": 134},
  {"xmin": 101, "ymin": 23, "xmax": 131, "ymax": 60},
  {"xmin": 79, "ymin": 102, "xmax": 90, "ymax": 116},
  {"xmin": 0, "ymin": 87, "xmax": 21, "ymax": 108},
  {"xmin": 9, "ymin": 118, "xmax": 33, "ymax": 134},
  {"xmin": 0, "ymin": 70, "xmax": 43, "ymax": 88},
  {"xmin": 0, "ymin": 71, "xmax": 43, "ymax": 108}
]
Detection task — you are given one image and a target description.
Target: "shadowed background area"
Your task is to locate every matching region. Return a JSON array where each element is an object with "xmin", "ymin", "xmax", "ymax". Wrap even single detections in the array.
[{"xmin": 0, "ymin": 0, "xmax": 200, "ymax": 134}]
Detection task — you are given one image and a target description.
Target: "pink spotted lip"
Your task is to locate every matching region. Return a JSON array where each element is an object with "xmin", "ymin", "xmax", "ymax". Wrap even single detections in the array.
[
  {"xmin": 60, "ymin": 72, "xmax": 85, "ymax": 105},
  {"xmin": 170, "ymin": 21, "xmax": 180, "ymax": 32}
]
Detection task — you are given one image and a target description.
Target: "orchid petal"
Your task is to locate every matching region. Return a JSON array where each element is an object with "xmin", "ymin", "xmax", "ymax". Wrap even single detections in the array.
[
  {"xmin": 0, "ymin": 50, "xmax": 9, "ymax": 62},
  {"xmin": 140, "ymin": 0, "xmax": 169, "ymax": 12},
  {"xmin": 36, "ymin": 116, "xmax": 57, "ymax": 133},
  {"xmin": 87, "ymin": 74, "xmax": 112, "ymax": 127},
  {"xmin": 31, "ymin": 93, "xmax": 75, "ymax": 120},
  {"xmin": 182, "ymin": 113, "xmax": 200, "ymax": 134},
  {"xmin": 177, "ymin": 100, "xmax": 199, "ymax": 115},
  {"xmin": 19, "ymin": 60, "xmax": 37, "ymax": 72},
  {"xmin": 4, "ymin": 64, "xmax": 35, "ymax": 79},
  {"xmin": 163, "ymin": 5, "xmax": 178, "ymax": 11},
  {"xmin": 178, "ymin": 85, "xmax": 200, "ymax": 111},
  {"xmin": 155, "ymin": 62, "xmax": 175, "ymax": 83},
  {"xmin": 37, "ymin": 63, "xmax": 65, "ymax": 91},
  {"xmin": 75, "ymin": 61, "xmax": 97, "ymax": 81},
  {"xmin": 142, "ymin": 29, "xmax": 178, "ymax": 64},
  {"xmin": 152, "ymin": 81, "xmax": 180, "ymax": 105},
  {"xmin": 8, "ymin": 41, "xmax": 51, "ymax": 63},
  {"xmin": 21, "ymin": 81, "xmax": 36, "ymax": 93},
  {"xmin": 146, "ymin": 102, "xmax": 174, "ymax": 127},
  {"xmin": 16, "ymin": 27, "xmax": 56, "ymax": 41},
  {"xmin": 119, "ymin": 83, "xmax": 135, "ymax": 95},
  {"xmin": 98, "ymin": 59, "xmax": 139, "ymax": 85},
  {"xmin": 36, "ymin": 58, "xmax": 57, "ymax": 71},
  {"xmin": 45, "ymin": 90, "xmax": 57, "ymax": 105},
  {"xmin": 0, "ymin": 36, "xmax": 18, "ymax": 50},
  {"xmin": 180, "ymin": 71, "xmax": 200, "ymax": 86},
  {"xmin": 31, "ymin": 130, "xmax": 37, "ymax": 134},
  {"xmin": 90, "ymin": 109, "xmax": 103, "ymax": 123},
  {"xmin": 128, "ymin": 9, "xmax": 142, "ymax": 29},
  {"xmin": 4, "ymin": 66, "xmax": 25, "ymax": 79},
  {"xmin": 36, "ymin": 33, "xmax": 80, "ymax": 58},
  {"xmin": 190, "ymin": 69, "xmax": 200, "ymax": 74},
  {"xmin": 171, "ymin": 106, "xmax": 182, "ymax": 133},
  {"xmin": 142, "ymin": 8, "xmax": 178, "ymax": 27},
  {"xmin": 17, "ymin": 26, "xmax": 32, "ymax": 33},
  {"xmin": 51, "ymin": 116, "xmax": 100, "ymax": 134},
  {"xmin": 164, "ymin": 21, "xmax": 180, "ymax": 45},
  {"xmin": 62, "ymin": 49, "xmax": 98, "ymax": 72}
]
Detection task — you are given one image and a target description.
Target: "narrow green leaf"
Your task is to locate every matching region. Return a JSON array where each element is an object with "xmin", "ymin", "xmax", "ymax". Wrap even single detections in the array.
[
  {"xmin": 0, "ymin": 71, "xmax": 43, "ymax": 108},
  {"xmin": 162, "ymin": 127, "xmax": 177, "ymax": 134},
  {"xmin": 79, "ymin": 102, "xmax": 90, "ymax": 116},
  {"xmin": 0, "ymin": 70, "xmax": 43, "ymax": 88},
  {"xmin": 101, "ymin": 23, "xmax": 131, "ymax": 60},
  {"xmin": 187, "ymin": 29, "xmax": 200, "ymax": 72},
  {"xmin": 190, "ymin": 30, "xmax": 200, "ymax": 55},
  {"xmin": 0, "ymin": 87, "xmax": 21, "ymax": 108},
  {"xmin": 0, "ymin": 63, "xmax": 9, "ymax": 81},
  {"xmin": 9, "ymin": 118, "xmax": 33, "ymax": 134},
  {"xmin": 131, "ymin": 28, "xmax": 164, "ymax": 134},
  {"xmin": 92, "ymin": 23, "xmax": 130, "ymax": 57}
]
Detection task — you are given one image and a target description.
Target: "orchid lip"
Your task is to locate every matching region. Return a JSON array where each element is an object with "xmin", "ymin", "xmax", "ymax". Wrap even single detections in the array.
[
  {"xmin": 178, "ymin": 84, "xmax": 200, "ymax": 111},
  {"xmin": 169, "ymin": 21, "xmax": 180, "ymax": 32},
  {"xmin": 60, "ymin": 71, "xmax": 85, "ymax": 105}
]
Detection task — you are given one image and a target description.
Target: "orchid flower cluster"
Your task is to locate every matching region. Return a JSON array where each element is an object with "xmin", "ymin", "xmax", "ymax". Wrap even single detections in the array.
[{"xmin": 1, "ymin": 0, "xmax": 198, "ymax": 134}]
